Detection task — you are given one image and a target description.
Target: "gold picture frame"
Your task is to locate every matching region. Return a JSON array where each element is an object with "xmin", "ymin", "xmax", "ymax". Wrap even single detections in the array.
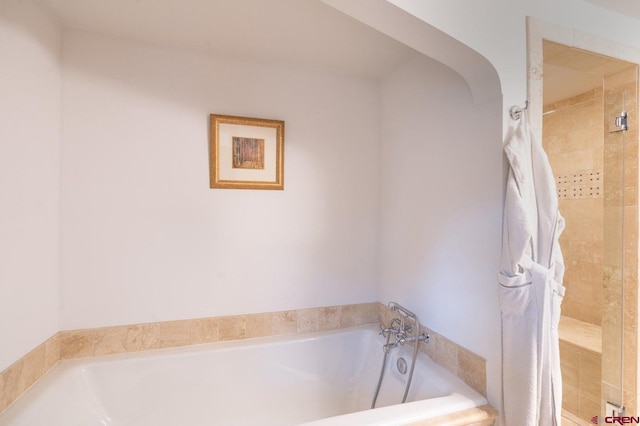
[{"xmin": 209, "ymin": 114, "xmax": 284, "ymax": 190}]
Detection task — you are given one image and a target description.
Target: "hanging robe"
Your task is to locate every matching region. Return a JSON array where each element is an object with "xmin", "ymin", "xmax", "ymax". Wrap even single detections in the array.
[{"xmin": 498, "ymin": 111, "xmax": 565, "ymax": 426}]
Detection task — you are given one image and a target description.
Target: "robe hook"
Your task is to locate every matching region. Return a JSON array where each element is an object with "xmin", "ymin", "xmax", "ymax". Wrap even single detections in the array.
[{"xmin": 509, "ymin": 100, "xmax": 529, "ymax": 121}]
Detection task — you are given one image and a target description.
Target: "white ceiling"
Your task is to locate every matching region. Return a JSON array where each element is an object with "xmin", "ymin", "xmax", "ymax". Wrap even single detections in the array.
[
  {"xmin": 583, "ymin": 0, "xmax": 640, "ymax": 20},
  {"xmin": 37, "ymin": 0, "xmax": 417, "ymax": 79},
  {"xmin": 36, "ymin": 0, "xmax": 640, "ymax": 98}
]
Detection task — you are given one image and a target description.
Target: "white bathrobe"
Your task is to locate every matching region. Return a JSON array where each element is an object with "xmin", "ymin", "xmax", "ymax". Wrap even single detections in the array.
[{"xmin": 498, "ymin": 112, "xmax": 565, "ymax": 426}]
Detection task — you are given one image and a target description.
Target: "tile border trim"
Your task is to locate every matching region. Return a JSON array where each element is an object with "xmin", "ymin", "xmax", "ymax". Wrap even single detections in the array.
[{"xmin": 1, "ymin": 301, "xmax": 488, "ymax": 414}]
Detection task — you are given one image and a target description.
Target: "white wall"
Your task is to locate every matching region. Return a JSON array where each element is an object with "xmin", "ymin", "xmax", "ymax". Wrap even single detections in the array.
[
  {"xmin": 0, "ymin": 1, "xmax": 61, "ymax": 371},
  {"xmin": 59, "ymin": 31, "xmax": 380, "ymax": 329},
  {"xmin": 372, "ymin": 0, "xmax": 640, "ymax": 419},
  {"xmin": 379, "ymin": 53, "xmax": 503, "ymax": 410}
]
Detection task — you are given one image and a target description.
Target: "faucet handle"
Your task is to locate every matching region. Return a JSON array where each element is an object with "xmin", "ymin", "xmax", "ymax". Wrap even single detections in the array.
[{"xmin": 379, "ymin": 324, "xmax": 390, "ymax": 337}]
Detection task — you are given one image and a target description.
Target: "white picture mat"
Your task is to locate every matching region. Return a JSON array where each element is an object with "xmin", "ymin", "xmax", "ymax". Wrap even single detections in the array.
[{"xmin": 218, "ymin": 123, "xmax": 277, "ymax": 182}]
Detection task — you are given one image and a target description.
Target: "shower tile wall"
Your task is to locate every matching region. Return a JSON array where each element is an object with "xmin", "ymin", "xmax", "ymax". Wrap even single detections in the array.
[
  {"xmin": 543, "ymin": 87, "xmax": 604, "ymax": 327},
  {"xmin": 543, "ymin": 88, "xmax": 604, "ymax": 422},
  {"xmin": 544, "ymin": 65, "xmax": 640, "ymax": 420}
]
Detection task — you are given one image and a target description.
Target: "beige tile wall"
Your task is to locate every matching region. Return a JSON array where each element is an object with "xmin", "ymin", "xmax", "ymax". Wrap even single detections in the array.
[
  {"xmin": 543, "ymin": 87, "xmax": 604, "ymax": 327},
  {"xmin": 544, "ymin": 87, "xmax": 606, "ymax": 422},
  {"xmin": 544, "ymin": 65, "xmax": 639, "ymax": 420},
  {"xmin": 1, "ymin": 301, "xmax": 490, "ymax": 417},
  {"xmin": 560, "ymin": 338, "xmax": 602, "ymax": 421}
]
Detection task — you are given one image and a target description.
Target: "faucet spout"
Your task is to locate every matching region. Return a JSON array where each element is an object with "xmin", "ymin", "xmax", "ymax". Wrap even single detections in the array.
[{"xmin": 372, "ymin": 302, "xmax": 428, "ymax": 409}]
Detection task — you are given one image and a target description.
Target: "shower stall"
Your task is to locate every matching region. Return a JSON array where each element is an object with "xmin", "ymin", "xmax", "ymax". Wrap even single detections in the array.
[{"xmin": 542, "ymin": 40, "xmax": 639, "ymax": 424}]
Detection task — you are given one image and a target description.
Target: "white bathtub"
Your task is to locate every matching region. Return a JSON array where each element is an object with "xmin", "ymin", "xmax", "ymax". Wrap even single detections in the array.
[{"xmin": 0, "ymin": 325, "xmax": 487, "ymax": 426}]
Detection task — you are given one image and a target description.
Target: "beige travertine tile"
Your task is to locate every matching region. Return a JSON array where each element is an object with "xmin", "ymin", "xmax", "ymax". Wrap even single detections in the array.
[
  {"xmin": 158, "ymin": 320, "xmax": 192, "ymax": 348},
  {"xmin": 578, "ymin": 394, "xmax": 600, "ymax": 422},
  {"xmin": 341, "ymin": 302, "xmax": 377, "ymax": 328},
  {"xmin": 376, "ymin": 302, "xmax": 387, "ymax": 323},
  {"xmin": 319, "ymin": 306, "xmax": 342, "ymax": 330},
  {"xmin": 623, "ymin": 327, "xmax": 637, "ymax": 395},
  {"xmin": 581, "ymin": 350, "xmax": 602, "ymax": 378},
  {"xmin": 218, "ymin": 315, "xmax": 247, "ymax": 341},
  {"xmin": 44, "ymin": 334, "xmax": 60, "ymax": 370},
  {"xmin": 563, "ymin": 380, "xmax": 580, "ymax": 415},
  {"xmin": 0, "ymin": 370, "xmax": 7, "ymax": 413},
  {"xmin": 360, "ymin": 302, "xmax": 379, "ymax": 324},
  {"xmin": 457, "ymin": 346, "xmax": 486, "ymax": 396},
  {"xmin": 561, "ymin": 340, "xmax": 581, "ymax": 366},
  {"xmin": 92, "ymin": 325, "xmax": 129, "ymax": 355},
  {"xmin": 246, "ymin": 313, "xmax": 272, "ymax": 338},
  {"xmin": 125, "ymin": 323, "xmax": 160, "ymax": 351},
  {"xmin": 623, "ymin": 389, "xmax": 636, "ymax": 419},
  {"xmin": 559, "ymin": 322, "xmax": 604, "ymax": 418},
  {"xmin": 271, "ymin": 310, "xmax": 297, "ymax": 335},
  {"xmin": 559, "ymin": 317, "xmax": 602, "ymax": 353},
  {"xmin": 340, "ymin": 304, "xmax": 363, "ymax": 327},
  {"xmin": 434, "ymin": 334, "xmax": 458, "ymax": 376},
  {"xmin": 189, "ymin": 318, "xmax": 219, "ymax": 344},
  {"xmin": 296, "ymin": 308, "xmax": 321, "ymax": 333},
  {"xmin": 0, "ymin": 333, "xmax": 61, "ymax": 414},
  {"xmin": 604, "ymin": 66, "xmax": 637, "ymax": 88},
  {"xmin": 562, "ymin": 409, "xmax": 592, "ymax": 426},
  {"xmin": 580, "ymin": 371, "xmax": 602, "ymax": 405},
  {"xmin": 405, "ymin": 404, "xmax": 497, "ymax": 426},
  {"xmin": 561, "ymin": 416, "xmax": 583, "ymax": 426},
  {"xmin": 60, "ymin": 329, "xmax": 94, "ymax": 359},
  {"xmin": 1, "ymin": 359, "xmax": 23, "ymax": 410},
  {"xmin": 17, "ymin": 344, "xmax": 45, "ymax": 394}
]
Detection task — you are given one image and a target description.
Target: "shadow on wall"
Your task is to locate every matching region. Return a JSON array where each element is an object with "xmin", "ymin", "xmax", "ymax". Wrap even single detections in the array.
[{"xmin": 377, "ymin": 52, "xmax": 503, "ymax": 412}]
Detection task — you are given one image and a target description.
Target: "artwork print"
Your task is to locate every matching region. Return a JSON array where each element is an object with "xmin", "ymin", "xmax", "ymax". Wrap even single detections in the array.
[
  {"xmin": 232, "ymin": 137, "xmax": 265, "ymax": 169},
  {"xmin": 209, "ymin": 114, "xmax": 284, "ymax": 190}
]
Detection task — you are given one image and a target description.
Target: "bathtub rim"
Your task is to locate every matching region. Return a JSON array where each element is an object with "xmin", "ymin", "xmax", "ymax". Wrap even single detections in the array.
[{"xmin": 1, "ymin": 323, "xmax": 491, "ymax": 426}]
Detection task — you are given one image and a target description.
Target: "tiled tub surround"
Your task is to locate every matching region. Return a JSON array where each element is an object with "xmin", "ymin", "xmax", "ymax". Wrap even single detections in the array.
[
  {"xmin": 1, "ymin": 325, "xmax": 493, "ymax": 426},
  {"xmin": 0, "ymin": 302, "xmax": 493, "ymax": 425}
]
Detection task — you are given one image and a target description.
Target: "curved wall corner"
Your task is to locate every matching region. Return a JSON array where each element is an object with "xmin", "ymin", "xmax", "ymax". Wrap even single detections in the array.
[{"xmin": 321, "ymin": 0, "xmax": 502, "ymax": 106}]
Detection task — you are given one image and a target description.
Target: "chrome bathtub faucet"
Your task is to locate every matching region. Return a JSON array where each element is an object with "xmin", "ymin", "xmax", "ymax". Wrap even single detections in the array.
[{"xmin": 372, "ymin": 302, "xmax": 431, "ymax": 409}]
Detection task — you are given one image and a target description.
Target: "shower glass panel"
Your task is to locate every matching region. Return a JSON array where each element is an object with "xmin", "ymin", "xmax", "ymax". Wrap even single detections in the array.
[
  {"xmin": 603, "ymin": 66, "xmax": 637, "ymax": 412},
  {"xmin": 602, "ymin": 77, "xmax": 628, "ymax": 412}
]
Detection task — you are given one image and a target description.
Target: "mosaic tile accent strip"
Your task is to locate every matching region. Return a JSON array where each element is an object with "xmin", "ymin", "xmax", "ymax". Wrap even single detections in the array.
[{"xmin": 556, "ymin": 169, "xmax": 602, "ymax": 199}]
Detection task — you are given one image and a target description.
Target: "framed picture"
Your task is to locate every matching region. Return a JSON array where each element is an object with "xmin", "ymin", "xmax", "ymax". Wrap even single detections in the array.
[{"xmin": 209, "ymin": 114, "xmax": 284, "ymax": 190}]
